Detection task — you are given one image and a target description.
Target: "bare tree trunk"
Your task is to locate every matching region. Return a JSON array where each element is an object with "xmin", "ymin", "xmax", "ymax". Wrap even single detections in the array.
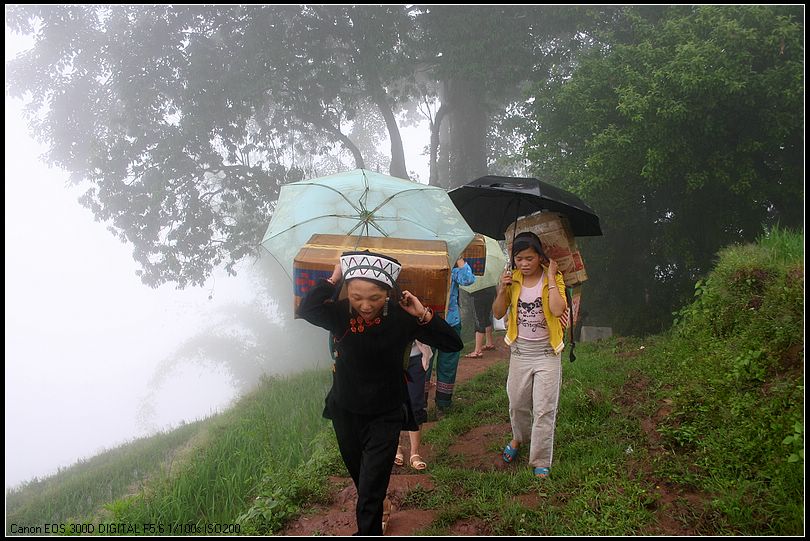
[
  {"xmin": 437, "ymin": 81, "xmax": 451, "ymax": 188},
  {"xmin": 368, "ymin": 81, "xmax": 408, "ymax": 180},
  {"xmin": 349, "ymin": 8, "xmax": 409, "ymax": 179},
  {"xmin": 445, "ymin": 78, "xmax": 488, "ymax": 189},
  {"xmin": 333, "ymin": 129, "xmax": 366, "ymax": 170},
  {"xmin": 376, "ymin": 96, "xmax": 409, "ymax": 179},
  {"xmin": 307, "ymin": 115, "xmax": 366, "ymax": 169},
  {"xmin": 429, "ymin": 103, "xmax": 448, "ymax": 186}
]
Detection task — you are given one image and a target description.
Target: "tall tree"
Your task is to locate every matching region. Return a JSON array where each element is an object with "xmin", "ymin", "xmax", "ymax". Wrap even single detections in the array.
[
  {"xmin": 417, "ymin": 5, "xmax": 592, "ymax": 188},
  {"xmin": 285, "ymin": 5, "xmax": 417, "ymax": 179},
  {"xmin": 522, "ymin": 5, "xmax": 804, "ymax": 334},
  {"xmin": 5, "ymin": 4, "xmax": 622, "ymax": 289},
  {"xmin": 6, "ymin": 5, "xmax": 302, "ymax": 288},
  {"xmin": 418, "ymin": 6, "xmax": 529, "ymax": 187},
  {"xmin": 6, "ymin": 5, "xmax": 417, "ymax": 288}
]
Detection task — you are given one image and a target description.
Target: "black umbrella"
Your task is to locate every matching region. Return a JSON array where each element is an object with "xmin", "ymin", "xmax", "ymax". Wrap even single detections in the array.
[{"xmin": 448, "ymin": 175, "xmax": 603, "ymax": 239}]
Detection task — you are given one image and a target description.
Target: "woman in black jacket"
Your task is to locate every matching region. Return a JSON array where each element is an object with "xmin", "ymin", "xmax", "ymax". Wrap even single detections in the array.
[{"xmin": 298, "ymin": 250, "xmax": 463, "ymax": 535}]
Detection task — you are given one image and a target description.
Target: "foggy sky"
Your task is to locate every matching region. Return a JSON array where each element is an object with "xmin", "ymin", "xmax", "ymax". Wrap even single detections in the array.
[{"xmin": 4, "ymin": 28, "xmax": 431, "ymax": 489}]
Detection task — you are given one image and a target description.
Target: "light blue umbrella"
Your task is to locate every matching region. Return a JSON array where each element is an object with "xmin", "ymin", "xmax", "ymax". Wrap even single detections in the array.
[
  {"xmin": 261, "ymin": 169, "xmax": 475, "ymax": 278},
  {"xmin": 460, "ymin": 234, "xmax": 508, "ymax": 294}
]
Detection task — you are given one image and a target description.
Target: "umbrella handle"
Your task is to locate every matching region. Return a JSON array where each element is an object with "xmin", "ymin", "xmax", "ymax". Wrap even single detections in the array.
[
  {"xmin": 511, "ymin": 198, "xmax": 520, "ymax": 248},
  {"xmin": 565, "ymin": 286, "xmax": 576, "ymax": 363},
  {"xmin": 505, "ymin": 197, "xmax": 521, "ymax": 270}
]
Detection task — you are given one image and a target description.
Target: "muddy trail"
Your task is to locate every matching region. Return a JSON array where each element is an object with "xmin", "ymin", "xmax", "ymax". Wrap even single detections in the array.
[
  {"xmin": 282, "ymin": 343, "xmax": 507, "ymax": 536},
  {"xmin": 281, "ymin": 341, "xmax": 708, "ymax": 536}
]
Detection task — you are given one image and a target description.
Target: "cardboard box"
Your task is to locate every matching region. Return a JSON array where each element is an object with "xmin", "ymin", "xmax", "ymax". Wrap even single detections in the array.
[
  {"xmin": 293, "ymin": 234, "xmax": 451, "ymax": 318},
  {"xmin": 460, "ymin": 234, "xmax": 487, "ymax": 275},
  {"xmin": 505, "ymin": 212, "xmax": 588, "ymax": 287}
]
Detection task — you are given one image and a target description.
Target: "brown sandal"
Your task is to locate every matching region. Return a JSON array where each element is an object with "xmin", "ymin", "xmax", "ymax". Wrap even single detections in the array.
[
  {"xmin": 409, "ymin": 454, "xmax": 427, "ymax": 471},
  {"xmin": 463, "ymin": 351, "xmax": 483, "ymax": 358},
  {"xmin": 394, "ymin": 445, "xmax": 405, "ymax": 467},
  {"xmin": 382, "ymin": 497, "xmax": 392, "ymax": 534}
]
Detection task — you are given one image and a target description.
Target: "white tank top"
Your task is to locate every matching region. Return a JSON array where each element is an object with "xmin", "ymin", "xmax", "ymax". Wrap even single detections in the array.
[{"xmin": 517, "ymin": 276, "xmax": 550, "ymax": 342}]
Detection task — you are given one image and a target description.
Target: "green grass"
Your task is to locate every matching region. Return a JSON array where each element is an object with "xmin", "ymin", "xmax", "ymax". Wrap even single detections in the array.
[
  {"xmin": 391, "ymin": 317, "xmax": 800, "ymax": 535},
  {"xmin": 7, "ymin": 228, "xmax": 803, "ymax": 535},
  {"xmin": 398, "ymin": 228, "xmax": 803, "ymax": 535},
  {"xmin": 105, "ymin": 370, "xmax": 333, "ymax": 528},
  {"xmin": 5, "ymin": 421, "xmax": 204, "ymax": 533},
  {"xmin": 411, "ymin": 342, "xmax": 659, "ymax": 536},
  {"xmin": 6, "ymin": 369, "xmax": 333, "ymax": 534}
]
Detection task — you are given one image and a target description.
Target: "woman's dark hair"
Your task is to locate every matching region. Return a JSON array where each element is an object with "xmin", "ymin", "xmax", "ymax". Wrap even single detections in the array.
[{"xmin": 511, "ymin": 231, "xmax": 547, "ymax": 268}]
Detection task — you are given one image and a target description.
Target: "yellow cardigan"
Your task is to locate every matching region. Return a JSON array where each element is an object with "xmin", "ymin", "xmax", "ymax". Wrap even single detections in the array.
[{"xmin": 503, "ymin": 268, "xmax": 567, "ymax": 354}]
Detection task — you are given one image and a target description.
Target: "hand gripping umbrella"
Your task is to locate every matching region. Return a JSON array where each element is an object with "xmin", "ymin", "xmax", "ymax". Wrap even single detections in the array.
[
  {"xmin": 260, "ymin": 169, "xmax": 475, "ymax": 278},
  {"xmin": 450, "ymin": 176, "xmax": 599, "ymax": 364}
]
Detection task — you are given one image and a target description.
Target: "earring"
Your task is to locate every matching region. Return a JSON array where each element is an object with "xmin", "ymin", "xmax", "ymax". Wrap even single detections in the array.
[{"xmin": 382, "ymin": 297, "xmax": 389, "ymax": 316}]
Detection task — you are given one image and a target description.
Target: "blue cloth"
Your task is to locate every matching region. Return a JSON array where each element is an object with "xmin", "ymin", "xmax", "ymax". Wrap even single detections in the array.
[
  {"xmin": 445, "ymin": 263, "xmax": 476, "ymax": 327},
  {"xmin": 432, "ymin": 324, "xmax": 462, "ymax": 409}
]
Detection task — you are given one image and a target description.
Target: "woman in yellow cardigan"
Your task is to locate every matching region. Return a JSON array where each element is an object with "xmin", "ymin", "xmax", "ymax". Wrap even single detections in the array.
[{"xmin": 492, "ymin": 231, "xmax": 567, "ymax": 478}]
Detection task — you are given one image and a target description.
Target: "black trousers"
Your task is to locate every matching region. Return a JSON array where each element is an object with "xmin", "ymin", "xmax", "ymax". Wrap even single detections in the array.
[{"xmin": 329, "ymin": 402, "xmax": 403, "ymax": 536}]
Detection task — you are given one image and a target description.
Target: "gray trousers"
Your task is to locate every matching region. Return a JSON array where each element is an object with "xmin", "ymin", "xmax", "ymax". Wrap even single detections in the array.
[{"xmin": 506, "ymin": 337, "xmax": 562, "ymax": 469}]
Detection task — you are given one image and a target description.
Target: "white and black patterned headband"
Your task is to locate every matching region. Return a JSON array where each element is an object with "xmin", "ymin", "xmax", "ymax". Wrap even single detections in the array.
[{"xmin": 340, "ymin": 251, "xmax": 402, "ymax": 290}]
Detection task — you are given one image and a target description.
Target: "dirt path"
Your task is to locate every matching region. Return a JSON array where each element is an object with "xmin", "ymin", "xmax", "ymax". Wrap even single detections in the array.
[
  {"xmin": 281, "ymin": 339, "xmax": 712, "ymax": 536},
  {"xmin": 281, "ymin": 342, "xmax": 509, "ymax": 536}
]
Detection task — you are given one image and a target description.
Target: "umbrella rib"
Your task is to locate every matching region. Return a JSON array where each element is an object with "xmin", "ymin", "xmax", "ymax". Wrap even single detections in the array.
[
  {"xmin": 366, "ymin": 219, "xmax": 388, "ymax": 236},
  {"xmin": 258, "ymin": 243, "xmax": 294, "ymax": 281},
  {"xmin": 367, "ymin": 187, "xmax": 433, "ymax": 214},
  {"xmin": 360, "ymin": 169, "xmax": 370, "ymax": 209},
  {"xmin": 297, "ymin": 182, "xmax": 363, "ymax": 213},
  {"xmin": 262, "ymin": 214, "xmax": 365, "ymax": 241},
  {"xmin": 372, "ymin": 215, "xmax": 441, "ymax": 237},
  {"xmin": 346, "ymin": 217, "xmax": 389, "ymax": 237},
  {"xmin": 346, "ymin": 221, "xmax": 365, "ymax": 236}
]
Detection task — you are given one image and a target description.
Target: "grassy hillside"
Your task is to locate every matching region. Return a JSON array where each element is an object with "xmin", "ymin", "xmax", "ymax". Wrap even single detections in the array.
[
  {"xmin": 6, "ymin": 370, "xmax": 332, "ymax": 534},
  {"xmin": 648, "ymin": 226, "xmax": 804, "ymax": 532},
  {"xmin": 6, "ymin": 228, "xmax": 803, "ymax": 535},
  {"xmin": 244, "ymin": 227, "xmax": 805, "ymax": 535},
  {"xmin": 6, "ymin": 420, "xmax": 204, "ymax": 532}
]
